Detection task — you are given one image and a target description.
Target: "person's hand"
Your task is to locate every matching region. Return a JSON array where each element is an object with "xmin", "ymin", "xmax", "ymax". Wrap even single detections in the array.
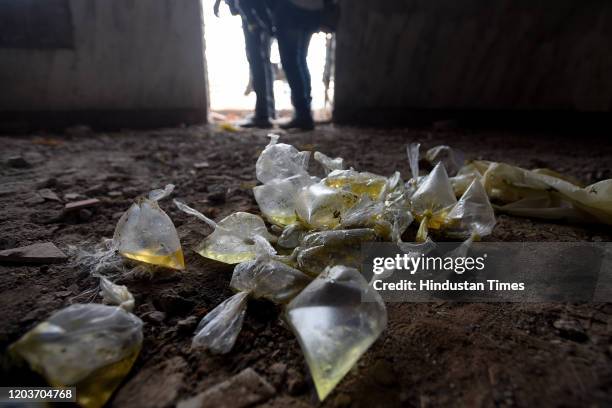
[{"xmin": 213, "ymin": 0, "xmax": 221, "ymax": 17}]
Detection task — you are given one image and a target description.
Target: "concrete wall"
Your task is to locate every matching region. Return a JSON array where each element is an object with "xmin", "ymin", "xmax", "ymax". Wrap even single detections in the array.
[
  {"xmin": 0, "ymin": 0, "xmax": 208, "ymax": 129},
  {"xmin": 334, "ymin": 0, "xmax": 612, "ymax": 124}
]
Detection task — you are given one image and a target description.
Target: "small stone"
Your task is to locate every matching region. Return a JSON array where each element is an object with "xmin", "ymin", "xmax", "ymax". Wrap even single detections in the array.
[
  {"xmin": 112, "ymin": 211, "xmax": 125, "ymax": 220},
  {"xmin": 0, "ymin": 242, "xmax": 67, "ymax": 264},
  {"xmin": 114, "ymin": 357, "xmax": 187, "ymax": 408},
  {"xmin": 286, "ymin": 368, "xmax": 306, "ymax": 395},
  {"xmin": 553, "ymin": 319, "xmax": 588, "ymax": 342},
  {"xmin": 26, "ymin": 195, "xmax": 45, "ymax": 205},
  {"xmin": 176, "ymin": 368, "xmax": 275, "ymax": 408},
  {"xmin": 270, "ymin": 362, "xmax": 287, "ymax": 376},
  {"xmin": 85, "ymin": 184, "xmax": 106, "ymax": 195},
  {"xmin": 38, "ymin": 188, "xmax": 61, "ymax": 202},
  {"xmin": 177, "ymin": 316, "xmax": 198, "ymax": 332},
  {"xmin": 332, "ymin": 393, "xmax": 352, "ymax": 407},
  {"xmin": 64, "ymin": 198, "xmax": 100, "ymax": 212},
  {"xmin": 7, "ymin": 156, "xmax": 31, "ymax": 168},
  {"xmin": 64, "ymin": 193, "xmax": 83, "ymax": 201},
  {"xmin": 144, "ymin": 311, "xmax": 166, "ymax": 325},
  {"xmin": 194, "ymin": 161, "xmax": 210, "ymax": 169},
  {"xmin": 108, "ymin": 191, "xmax": 123, "ymax": 198},
  {"xmin": 36, "ymin": 177, "xmax": 58, "ymax": 189}
]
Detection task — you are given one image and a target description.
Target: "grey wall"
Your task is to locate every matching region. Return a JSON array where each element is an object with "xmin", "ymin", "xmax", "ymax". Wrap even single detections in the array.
[
  {"xmin": 334, "ymin": 0, "xmax": 612, "ymax": 123},
  {"xmin": 0, "ymin": 0, "xmax": 208, "ymax": 129}
]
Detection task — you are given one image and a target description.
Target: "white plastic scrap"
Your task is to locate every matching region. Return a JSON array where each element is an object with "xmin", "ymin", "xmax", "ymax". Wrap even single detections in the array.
[{"xmin": 99, "ymin": 277, "xmax": 135, "ymax": 312}]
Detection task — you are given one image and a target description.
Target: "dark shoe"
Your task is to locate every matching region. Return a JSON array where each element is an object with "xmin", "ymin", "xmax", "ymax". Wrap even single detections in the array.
[
  {"xmin": 238, "ymin": 116, "xmax": 273, "ymax": 129},
  {"xmin": 279, "ymin": 116, "xmax": 315, "ymax": 130}
]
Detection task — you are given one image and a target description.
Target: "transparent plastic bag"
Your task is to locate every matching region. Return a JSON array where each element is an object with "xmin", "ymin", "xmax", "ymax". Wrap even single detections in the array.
[
  {"xmin": 294, "ymin": 184, "xmax": 360, "ymax": 229},
  {"xmin": 410, "ymin": 163, "xmax": 457, "ymax": 241},
  {"xmin": 231, "ymin": 236, "xmax": 311, "ymax": 304},
  {"xmin": 444, "ymin": 179, "xmax": 496, "ymax": 239},
  {"xmin": 277, "ymin": 223, "xmax": 308, "ymax": 249},
  {"xmin": 175, "ymin": 200, "xmax": 275, "ymax": 264},
  {"xmin": 296, "ymin": 229, "xmax": 377, "ymax": 276},
  {"xmin": 253, "ymin": 174, "xmax": 316, "ymax": 227},
  {"xmin": 113, "ymin": 184, "xmax": 184, "ymax": 270},
  {"xmin": 323, "ymin": 169, "xmax": 388, "ymax": 200},
  {"xmin": 285, "ymin": 265, "xmax": 387, "ymax": 401},
  {"xmin": 425, "ymin": 145, "xmax": 465, "ymax": 176},
  {"xmin": 99, "ymin": 277, "xmax": 135, "ymax": 312},
  {"xmin": 10, "ymin": 304, "xmax": 143, "ymax": 408},
  {"xmin": 192, "ymin": 291, "xmax": 249, "ymax": 354},
  {"xmin": 256, "ymin": 134, "xmax": 311, "ymax": 184},
  {"xmin": 314, "ymin": 151, "xmax": 344, "ymax": 175}
]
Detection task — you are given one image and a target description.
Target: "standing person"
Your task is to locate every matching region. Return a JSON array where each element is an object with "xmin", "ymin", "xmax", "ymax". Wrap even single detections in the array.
[
  {"xmin": 275, "ymin": 0, "xmax": 325, "ymax": 130},
  {"xmin": 214, "ymin": 0, "xmax": 276, "ymax": 128}
]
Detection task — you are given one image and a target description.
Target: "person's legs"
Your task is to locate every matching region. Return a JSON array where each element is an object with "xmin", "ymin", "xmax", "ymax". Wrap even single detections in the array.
[{"xmin": 242, "ymin": 21, "xmax": 274, "ymax": 125}]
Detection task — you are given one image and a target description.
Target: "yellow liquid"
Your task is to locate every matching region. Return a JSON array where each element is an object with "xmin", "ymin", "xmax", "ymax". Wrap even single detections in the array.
[
  {"xmin": 50, "ymin": 348, "xmax": 141, "ymax": 408},
  {"xmin": 325, "ymin": 178, "xmax": 386, "ymax": 200},
  {"xmin": 121, "ymin": 249, "xmax": 185, "ymax": 270},
  {"xmin": 265, "ymin": 213, "xmax": 298, "ymax": 227},
  {"xmin": 197, "ymin": 248, "xmax": 255, "ymax": 264}
]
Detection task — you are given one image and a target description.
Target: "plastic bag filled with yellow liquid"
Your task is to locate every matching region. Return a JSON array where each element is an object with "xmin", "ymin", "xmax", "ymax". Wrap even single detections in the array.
[
  {"xmin": 192, "ymin": 236, "xmax": 310, "ymax": 353},
  {"xmin": 410, "ymin": 163, "xmax": 457, "ymax": 242},
  {"xmin": 295, "ymin": 228, "xmax": 378, "ymax": 276},
  {"xmin": 256, "ymin": 134, "xmax": 311, "ymax": 184},
  {"xmin": 444, "ymin": 179, "xmax": 496, "ymax": 239},
  {"xmin": 285, "ymin": 265, "xmax": 387, "ymax": 401},
  {"xmin": 294, "ymin": 184, "xmax": 361, "ymax": 229},
  {"xmin": 113, "ymin": 184, "xmax": 184, "ymax": 270},
  {"xmin": 323, "ymin": 169, "xmax": 388, "ymax": 201},
  {"xmin": 10, "ymin": 304, "xmax": 143, "ymax": 408},
  {"xmin": 174, "ymin": 200, "xmax": 275, "ymax": 264},
  {"xmin": 253, "ymin": 174, "xmax": 317, "ymax": 227}
]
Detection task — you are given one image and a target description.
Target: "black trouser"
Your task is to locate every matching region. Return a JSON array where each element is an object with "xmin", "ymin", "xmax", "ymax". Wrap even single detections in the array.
[
  {"xmin": 275, "ymin": 2, "xmax": 321, "ymax": 120},
  {"xmin": 242, "ymin": 21, "xmax": 275, "ymax": 119}
]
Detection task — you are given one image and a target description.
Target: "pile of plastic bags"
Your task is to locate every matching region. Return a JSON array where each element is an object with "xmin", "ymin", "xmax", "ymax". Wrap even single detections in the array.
[{"xmin": 11, "ymin": 135, "xmax": 612, "ymax": 406}]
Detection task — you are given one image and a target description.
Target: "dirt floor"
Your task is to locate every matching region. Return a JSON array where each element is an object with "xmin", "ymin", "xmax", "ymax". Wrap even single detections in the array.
[{"xmin": 1, "ymin": 124, "xmax": 612, "ymax": 407}]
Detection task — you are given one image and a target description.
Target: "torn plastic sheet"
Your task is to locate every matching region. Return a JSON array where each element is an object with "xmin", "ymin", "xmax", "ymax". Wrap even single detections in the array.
[
  {"xmin": 10, "ymin": 304, "xmax": 143, "ymax": 408},
  {"xmin": 175, "ymin": 200, "xmax": 275, "ymax": 264},
  {"xmin": 113, "ymin": 184, "xmax": 184, "ymax": 270},
  {"xmin": 285, "ymin": 265, "xmax": 387, "ymax": 401}
]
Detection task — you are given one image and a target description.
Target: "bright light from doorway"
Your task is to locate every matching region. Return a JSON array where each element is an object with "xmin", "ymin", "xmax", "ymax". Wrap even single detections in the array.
[{"xmin": 202, "ymin": 1, "xmax": 329, "ymax": 114}]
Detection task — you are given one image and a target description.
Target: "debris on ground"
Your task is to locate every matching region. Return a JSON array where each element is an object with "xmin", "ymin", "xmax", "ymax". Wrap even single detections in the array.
[{"xmin": 0, "ymin": 242, "xmax": 68, "ymax": 264}]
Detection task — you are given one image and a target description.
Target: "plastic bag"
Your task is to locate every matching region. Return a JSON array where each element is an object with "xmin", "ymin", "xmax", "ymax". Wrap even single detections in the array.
[
  {"xmin": 99, "ymin": 277, "xmax": 135, "ymax": 312},
  {"xmin": 113, "ymin": 184, "xmax": 184, "ymax": 270},
  {"xmin": 193, "ymin": 237, "xmax": 310, "ymax": 354},
  {"xmin": 256, "ymin": 134, "xmax": 311, "ymax": 184},
  {"xmin": 10, "ymin": 304, "xmax": 143, "ymax": 408},
  {"xmin": 481, "ymin": 162, "xmax": 612, "ymax": 225},
  {"xmin": 425, "ymin": 145, "xmax": 465, "ymax": 176},
  {"xmin": 253, "ymin": 174, "xmax": 316, "ymax": 227},
  {"xmin": 175, "ymin": 200, "xmax": 275, "ymax": 264},
  {"xmin": 285, "ymin": 265, "xmax": 387, "ymax": 401},
  {"xmin": 294, "ymin": 184, "xmax": 360, "ymax": 229},
  {"xmin": 192, "ymin": 291, "xmax": 249, "ymax": 354},
  {"xmin": 410, "ymin": 163, "xmax": 457, "ymax": 241},
  {"xmin": 231, "ymin": 236, "xmax": 311, "ymax": 304},
  {"xmin": 323, "ymin": 169, "xmax": 388, "ymax": 200},
  {"xmin": 444, "ymin": 179, "xmax": 496, "ymax": 239},
  {"xmin": 277, "ymin": 223, "xmax": 309, "ymax": 249},
  {"xmin": 296, "ymin": 228, "xmax": 377, "ymax": 276},
  {"xmin": 314, "ymin": 151, "xmax": 345, "ymax": 175}
]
